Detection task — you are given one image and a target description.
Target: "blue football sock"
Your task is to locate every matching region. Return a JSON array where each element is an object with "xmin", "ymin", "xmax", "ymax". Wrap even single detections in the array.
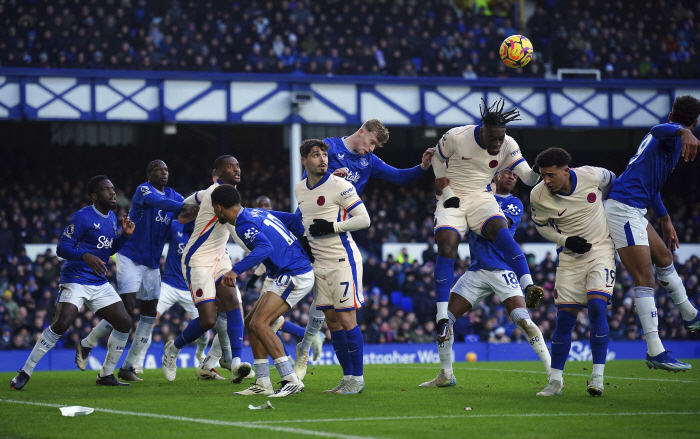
[
  {"xmin": 276, "ymin": 331, "xmax": 290, "ymax": 356},
  {"xmin": 345, "ymin": 326, "xmax": 364, "ymax": 377},
  {"xmin": 494, "ymin": 228, "xmax": 531, "ymax": 283},
  {"xmin": 280, "ymin": 321, "xmax": 306, "ymax": 338},
  {"xmin": 551, "ymin": 310, "xmax": 577, "ymax": 372},
  {"xmin": 434, "ymin": 255, "xmax": 455, "ymax": 303},
  {"xmin": 174, "ymin": 318, "xmax": 204, "ymax": 350},
  {"xmin": 226, "ymin": 309, "xmax": 244, "ymax": 360},
  {"xmin": 331, "ymin": 329, "xmax": 353, "ymax": 376},
  {"xmin": 587, "ymin": 298, "xmax": 610, "ymax": 366}
]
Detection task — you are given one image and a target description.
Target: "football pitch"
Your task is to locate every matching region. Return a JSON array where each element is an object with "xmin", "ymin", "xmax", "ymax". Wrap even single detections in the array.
[{"xmin": 1, "ymin": 360, "xmax": 697, "ymax": 439}]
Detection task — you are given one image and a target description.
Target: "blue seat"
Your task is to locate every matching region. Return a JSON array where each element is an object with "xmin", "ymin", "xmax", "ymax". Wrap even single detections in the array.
[
  {"xmin": 391, "ymin": 291, "xmax": 403, "ymax": 306},
  {"xmin": 401, "ymin": 296, "xmax": 414, "ymax": 312}
]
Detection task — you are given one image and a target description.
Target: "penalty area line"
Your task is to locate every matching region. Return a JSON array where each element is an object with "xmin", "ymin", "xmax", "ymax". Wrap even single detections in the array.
[
  {"xmin": 0, "ymin": 398, "xmax": 382, "ymax": 439},
  {"xmin": 394, "ymin": 366, "xmax": 696, "ymax": 384}
]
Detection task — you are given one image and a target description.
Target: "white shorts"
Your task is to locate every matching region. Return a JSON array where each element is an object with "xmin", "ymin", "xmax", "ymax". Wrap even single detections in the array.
[
  {"xmin": 157, "ymin": 282, "xmax": 198, "ymax": 317},
  {"xmin": 434, "ymin": 191, "xmax": 506, "ymax": 240},
  {"xmin": 604, "ymin": 198, "xmax": 649, "ymax": 248},
  {"xmin": 183, "ymin": 256, "xmax": 233, "ymax": 306},
  {"xmin": 314, "ymin": 263, "xmax": 364, "ymax": 311},
  {"xmin": 57, "ymin": 282, "xmax": 122, "ymax": 313},
  {"xmin": 265, "ymin": 271, "xmax": 315, "ymax": 307},
  {"xmin": 451, "ymin": 269, "xmax": 523, "ymax": 306},
  {"xmin": 554, "ymin": 253, "xmax": 616, "ymax": 308},
  {"xmin": 116, "ymin": 252, "xmax": 161, "ymax": 300}
]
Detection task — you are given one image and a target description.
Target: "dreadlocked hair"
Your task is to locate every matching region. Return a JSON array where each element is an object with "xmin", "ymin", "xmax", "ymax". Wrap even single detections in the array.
[{"xmin": 479, "ymin": 98, "xmax": 521, "ymax": 127}]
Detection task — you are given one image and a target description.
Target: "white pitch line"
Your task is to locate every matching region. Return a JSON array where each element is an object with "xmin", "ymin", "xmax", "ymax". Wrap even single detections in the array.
[
  {"xmin": 245, "ymin": 411, "xmax": 700, "ymax": 425},
  {"xmin": 393, "ymin": 366, "xmax": 697, "ymax": 383},
  {"xmin": 0, "ymin": 399, "xmax": 381, "ymax": 439}
]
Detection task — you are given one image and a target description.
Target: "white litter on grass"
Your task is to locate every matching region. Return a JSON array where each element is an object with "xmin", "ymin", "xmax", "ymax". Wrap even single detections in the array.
[
  {"xmin": 248, "ymin": 401, "xmax": 275, "ymax": 410},
  {"xmin": 60, "ymin": 406, "xmax": 94, "ymax": 417}
]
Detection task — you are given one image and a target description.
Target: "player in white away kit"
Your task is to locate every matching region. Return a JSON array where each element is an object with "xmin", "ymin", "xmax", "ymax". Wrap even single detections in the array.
[
  {"xmin": 430, "ymin": 99, "xmax": 543, "ymax": 343},
  {"xmin": 295, "ymin": 139, "xmax": 371, "ymax": 394},
  {"xmin": 530, "ymin": 148, "xmax": 615, "ymax": 397},
  {"xmin": 420, "ymin": 170, "xmax": 551, "ymax": 388},
  {"xmin": 161, "ymin": 156, "xmax": 251, "ymax": 383}
]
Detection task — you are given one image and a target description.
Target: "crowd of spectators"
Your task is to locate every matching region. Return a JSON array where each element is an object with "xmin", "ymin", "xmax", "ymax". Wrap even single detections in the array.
[
  {"xmin": 0, "ymin": 0, "xmax": 547, "ymax": 79},
  {"xmin": 1, "ymin": 142, "xmax": 699, "ymax": 352},
  {"xmin": 528, "ymin": 0, "xmax": 700, "ymax": 80}
]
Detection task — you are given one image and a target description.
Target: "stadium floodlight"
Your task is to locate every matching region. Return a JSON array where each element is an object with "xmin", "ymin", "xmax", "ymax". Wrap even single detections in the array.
[{"xmin": 557, "ymin": 68, "xmax": 601, "ymax": 80}]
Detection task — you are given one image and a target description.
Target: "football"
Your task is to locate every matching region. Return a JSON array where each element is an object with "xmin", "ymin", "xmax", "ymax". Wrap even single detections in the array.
[{"xmin": 499, "ymin": 35, "xmax": 534, "ymax": 68}]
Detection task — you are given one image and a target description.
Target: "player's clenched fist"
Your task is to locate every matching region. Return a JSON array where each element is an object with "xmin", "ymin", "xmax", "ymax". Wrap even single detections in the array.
[
  {"xmin": 309, "ymin": 218, "xmax": 335, "ymax": 236},
  {"xmin": 221, "ymin": 270, "xmax": 238, "ymax": 287},
  {"xmin": 564, "ymin": 236, "xmax": 592, "ymax": 254}
]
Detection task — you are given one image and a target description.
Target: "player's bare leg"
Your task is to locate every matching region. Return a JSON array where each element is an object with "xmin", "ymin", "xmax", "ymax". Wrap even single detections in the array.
[
  {"xmin": 647, "ymin": 223, "xmax": 699, "ymax": 329},
  {"xmin": 482, "ymin": 218, "xmax": 543, "ymax": 309},
  {"xmin": 617, "ymin": 244, "xmax": 691, "ymax": 371},
  {"xmin": 434, "ymin": 228, "xmax": 459, "ymax": 342}
]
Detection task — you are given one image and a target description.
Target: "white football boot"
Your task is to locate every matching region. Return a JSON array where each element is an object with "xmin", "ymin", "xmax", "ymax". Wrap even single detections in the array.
[{"xmin": 418, "ymin": 369, "xmax": 456, "ymax": 388}]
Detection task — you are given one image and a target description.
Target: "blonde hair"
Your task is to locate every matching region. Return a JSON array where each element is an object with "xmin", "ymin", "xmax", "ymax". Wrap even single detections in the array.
[{"xmin": 362, "ymin": 119, "xmax": 389, "ymax": 147}]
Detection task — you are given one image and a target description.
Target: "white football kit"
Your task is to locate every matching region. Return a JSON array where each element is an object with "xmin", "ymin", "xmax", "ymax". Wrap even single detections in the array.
[
  {"xmin": 530, "ymin": 166, "xmax": 617, "ymax": 307},
  {"xmin": 432, "ymin": 124, "xmax": 539, "ymax": 239},
  {"xmin": 181, "ymin": 182, "xmax": 233, "ymax": 306},
  {"xmin": 295, "ymin": 173, "xmax": 370, "ymax": 311}
]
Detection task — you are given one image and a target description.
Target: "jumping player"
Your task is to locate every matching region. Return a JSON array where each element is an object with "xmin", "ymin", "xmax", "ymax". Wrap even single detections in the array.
[{"xmin": 430, "ymin": 99, "xmax": 544, "ymax": 345}]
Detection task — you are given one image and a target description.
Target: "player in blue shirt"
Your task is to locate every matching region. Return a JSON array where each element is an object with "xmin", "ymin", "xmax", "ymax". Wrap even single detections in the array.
[
  {"xmin": 11, "ymin": 176, "xmax": 135, "ymax": 390},
  {"xmin": 419, "ymin": 170, "xmax": 551, "ymax": 388},
  {"xmin": 295, "ymin": 118, "xmax": 435, "ymax": 376},
  {"xmin": 604, "ymin": 95, "xmax": 700, "ymax": 372},
  {"xmin": 79, "ymin": 160, "xmax": 198, "ymax": 382}
]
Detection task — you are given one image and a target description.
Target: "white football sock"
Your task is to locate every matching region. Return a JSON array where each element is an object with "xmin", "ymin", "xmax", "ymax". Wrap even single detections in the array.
[
  {"xmin": 122, "ymin": 315, "xmax": 156, "ymax": 370},
  {"xmin": 657, "ymin": 264, "xmax": 697, "ymax": 321},
  {"xmin": 512, "ymin": 308, "xmax": 551, "ymax": 374},
  {"xmin": 214, "ymin": 313, "xmax": 232, "ymax": 364},
  {"xmin": 437, "ymin": 311, "xmax": 456, "ymax": 375},
  {"xmin": 134, "ymin": 335, "xmax": 152, "ymax": 370},
  {"xmin": 195, "ymin": 331, "xmax": 210, "ymax": 361},
  {"xmin": 520, "ymin": 274, "xmax": 534, "ymax": 288},
  {"xmin": 300, "ymin": 302, "xmax": 325, "ymax": 353},
  {"xmin": 436, "ymin": 302, "xmax": 448, "ymax": 321},
  {"xmin": 24, "ymin": 327, "xmax": 61, "ymax": 376},
  {"xmin": 100, "ymin": 330, "xmax": 128, "ymax": 377},
  {"xmin": 550, "ymin": 368, "xmax": 563, "ymax": 382},
  {"xmin": 592, "ymin": 364, "xmax": 605, "ymax": 375},
  {"xmin": 82, "ymin": 319, "xmax": 112, "ymax": 347},
  {"xmin": 634, "ymin": 287, "xmax": 665, "ymax": 356}
]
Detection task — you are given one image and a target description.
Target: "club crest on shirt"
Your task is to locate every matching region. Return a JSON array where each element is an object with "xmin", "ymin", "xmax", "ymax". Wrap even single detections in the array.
[
  {"xmin": 317, "ymin": 196, "xmax": 326, "ymax": 206},
  {"xmin": 64, "ymin": 224, "xmax": 75, "ymax": 237},
  {"xmin": 360, "ymin": 158, "xmax": 369, "ymax": 167},
  {"xmin": 489, "ymin": 160, "xmax": 498, "ymax": 168},
  {"xmin": 587, "ymin": 193, "xmax": 597, "ymax": 203}
]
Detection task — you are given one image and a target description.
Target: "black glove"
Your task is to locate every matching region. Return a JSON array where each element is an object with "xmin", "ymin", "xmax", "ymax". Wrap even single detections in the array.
[
  {"xmin": 565, "ymin": 236, "xmax": 592, "ymax": 254},
  {"xmin": 532, "ymin": 164, "xmax": 540, "ymax": 174},
  {"xmin": 299, "ymin": 236, "xmax": 315, "ymax": 263},
  {"xmin": 245, "ymin": 274, "xmax": 260, "ymax": 291},
  {"xmin": 309, "ymin": 218, "xmax": 335, "ymax": 237}
]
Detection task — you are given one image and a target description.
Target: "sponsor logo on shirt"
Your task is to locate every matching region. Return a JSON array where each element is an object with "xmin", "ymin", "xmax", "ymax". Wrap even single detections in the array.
[
  {"xmin": 97, "ymin": 236, "xmax": 113, "ymax": 249},
  {"xmin": 340, "ymin": 187, "xmax": 355, "ymax": 199},
  {"xmin": 338, "ymin": 153, "xmax": 345, "ymax": 159},
  {"xmin": 510, "ymin": 149, "xmax": 520, "ymax": 157},
  {"xmin": 345, "ymin": 171, "xmax": 360, "ymax": 183},
  {"xmin": 93, "ymin": 223, "xmax": 101, "ymax": 229},
  {"xmin": 155, "ymin": 210, "xmax": 172, "ymax": 225}
]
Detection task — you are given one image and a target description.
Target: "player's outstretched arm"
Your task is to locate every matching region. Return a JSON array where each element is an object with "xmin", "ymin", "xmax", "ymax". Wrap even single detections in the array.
[
  {"xmin": 370, "ymin": 148, "xmax": 435, "ymax": 186},
  {"xmin": 650, "ymin": 122, "xmax": 699, "ymax": 162},
  {"xmin": 141, "ymin": 187, "xmax": 187, "ymax": 213}
]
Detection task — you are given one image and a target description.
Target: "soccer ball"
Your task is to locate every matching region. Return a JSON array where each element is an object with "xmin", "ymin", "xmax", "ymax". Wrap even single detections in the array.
[{"xmin": 499, "ymin": 35, "xmax": 533, "ymax": 68}]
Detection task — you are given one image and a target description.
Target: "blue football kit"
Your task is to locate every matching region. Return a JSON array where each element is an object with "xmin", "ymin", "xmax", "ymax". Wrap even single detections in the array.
[
  {"xmin": 119, "ymin": 182, "xmax": 184, "ymax": 269},
  {"xmin": 58, "ymin": 206, "xmax": 129, "ymax": 285}
]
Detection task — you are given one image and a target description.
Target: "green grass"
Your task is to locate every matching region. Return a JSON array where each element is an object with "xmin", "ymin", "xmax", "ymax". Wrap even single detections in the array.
[{"xmin": 1, "ymin": 360, "xmax": 698, "ymax": 439}]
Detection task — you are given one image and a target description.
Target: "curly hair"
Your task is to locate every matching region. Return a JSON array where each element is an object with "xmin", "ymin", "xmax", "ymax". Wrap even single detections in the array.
[
  {"xmin": 211, "ymin": 184, "xmax": 241, "ymax": 208},
  {"xmin": 535, "ymin": 147, "xmax": 572, "ymax": 169},
  {"xmin": 86, "ymin": 175, "xmax": 110, "ymax": 195},
  {"xmin": 670, "ymin": 95, "xmax": 700, "ymax": 127},
  {"xmin": 299, "ymin": 139, "xmax": 329, "ymax": 158}
]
